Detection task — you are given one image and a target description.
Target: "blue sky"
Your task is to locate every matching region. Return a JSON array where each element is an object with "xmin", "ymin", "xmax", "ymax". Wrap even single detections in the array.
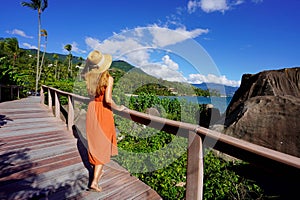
[{"xmin": 1, "ymin": 0, "xmax": 299, "ymax": 87}]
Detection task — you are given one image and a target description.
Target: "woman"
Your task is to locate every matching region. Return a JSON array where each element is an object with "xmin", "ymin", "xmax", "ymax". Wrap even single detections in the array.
[{"xmin": 83, "ymin": 50, "xmax": 125, "ymax": 192}]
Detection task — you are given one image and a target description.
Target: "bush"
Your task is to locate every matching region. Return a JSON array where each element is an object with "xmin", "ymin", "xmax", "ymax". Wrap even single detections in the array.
[{"xmin": 113, "ymin": 94, "xmax": 265, "ymax": 199}]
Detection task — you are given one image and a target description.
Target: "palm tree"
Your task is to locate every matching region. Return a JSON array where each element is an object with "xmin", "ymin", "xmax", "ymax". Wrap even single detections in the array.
[
  {"xmin": 64, "ymin": 44, "xmax": 72, "ymax": 77},
  {"xmin": 53, "ymin": 53, "xmax": 59, "ymax": 80},
  {"xmin": 3, "ymin": 38, "xmax": 19, "ymax": 67},
  {"xmin": 21, "ymin": 0, "xmax": 48, "ymax": 96},
  {"xmin": 77, "ymin": 56, "xmax": 84, "ymax": 81}
]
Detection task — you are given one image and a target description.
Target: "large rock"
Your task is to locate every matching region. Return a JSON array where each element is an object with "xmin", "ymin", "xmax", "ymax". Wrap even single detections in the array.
[{"xmin": 224, "ymin": 67, "xmax": 300, "ymax": 157}]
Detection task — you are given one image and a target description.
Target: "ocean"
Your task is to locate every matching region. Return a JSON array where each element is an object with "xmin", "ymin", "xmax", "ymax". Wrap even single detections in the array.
[{"xmin": 163, "ymin": 96, "xmax": 232, "ymax": 114}]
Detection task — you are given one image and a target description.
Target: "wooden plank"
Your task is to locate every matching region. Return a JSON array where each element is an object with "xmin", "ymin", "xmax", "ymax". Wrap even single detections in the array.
[
  {"xmin": 0, "ymin": 129, "xmax": 70, "ymax": 142},
  {"xmin": 0, "ymin": 139, "xmax": 76, "ymax": 156},
  {"xmin": 0, "ymin": 163, "xmax": 88, "ymax": 199},
  {"xmin": 132, "ymin": 189, "xmax": 163, "ymax": 200},
  {"xmin": 4, "ymin": 116, "xmax": 61, "ymax": 124},
  {"xmin": 0, "ymin": 135, "xmax": 74, "ymax": 151},
  {"xmin": 0, "ymin": 156, "xmax": 82, "ymax": 183},
  {"xmin": 0, "ymin": 151, "xmax": 81, "ymax": 181},
  {"xmin": 0, "ymin": 121, "xmax": 66, "ymax": 133},
  {"xmin": 95, "ymin": 174, "xmax": 139, "ymax": 199},
  {"xmin": 0, "ymin": 126, "xmax": 69, "ymax": 137},
  {"xmin": 0, "ymin": 96, "xmax": 162, "ymax": 200},
  {"xmin": 0, "ymin": 108, "xmax": 45, "ymax": 113},
  {"xmin": 0, "ymin": 112, "xmax": 54, "ymax": 121}
]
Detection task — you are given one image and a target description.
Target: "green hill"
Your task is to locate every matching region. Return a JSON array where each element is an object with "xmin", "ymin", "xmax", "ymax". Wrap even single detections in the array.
[
  {"xmin": 23, "ymin": 48, "xmax": 83, "ymax": 63},
  {"xmin": 21, "ymin": 48, "xmax": 209, "ymax": 96}
]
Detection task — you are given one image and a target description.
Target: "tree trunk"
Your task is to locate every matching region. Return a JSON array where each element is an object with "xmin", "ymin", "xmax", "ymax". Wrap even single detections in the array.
[
  {"xmin": 35, "ymin": 12, "xmax": 41, "ymax": 96},
  {"xmin": 38, "ymin": 37, "xmax": 47, "ymax": 81}
]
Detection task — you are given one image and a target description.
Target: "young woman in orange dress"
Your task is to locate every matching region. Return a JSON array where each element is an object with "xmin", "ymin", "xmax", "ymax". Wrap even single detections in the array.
[{"xmin": 82, "ymin": 50, "xmax": 126, "ymax": 192}]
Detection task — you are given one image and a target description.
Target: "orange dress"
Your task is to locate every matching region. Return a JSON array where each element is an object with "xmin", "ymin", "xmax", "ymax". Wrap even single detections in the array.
[{"xmin": 86, "ymin": 90, "xmax": 118, "ymax": 165}]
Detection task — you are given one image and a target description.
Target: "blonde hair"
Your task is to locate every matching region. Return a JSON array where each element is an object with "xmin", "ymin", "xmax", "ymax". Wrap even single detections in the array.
[{"xmin": 85, "ymin": 70, "xmax": 110, "ymax": 96}]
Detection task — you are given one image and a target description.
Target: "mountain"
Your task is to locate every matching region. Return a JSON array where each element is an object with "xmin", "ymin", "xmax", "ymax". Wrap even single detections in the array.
[
  {"xmin": 20, "ymin": 47, "xmax": 238, "ymax": 96},
  {"xmin": 192, "ymin": 83, "xmax": 239, "ymax": 97},
  {"xmin": 22, "ymin": 48, "xmax": 84, "ymax": 63},
  {"xmin": 111, "ymin": 60, "xmax": 134, "ymax": 72}
]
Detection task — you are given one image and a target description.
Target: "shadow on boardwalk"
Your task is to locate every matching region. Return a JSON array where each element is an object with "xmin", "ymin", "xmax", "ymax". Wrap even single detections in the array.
[
  {"xmin": 0, "ymin": 143, "xmax": 89, "ymax": 199},
  {"xmin": 0, "ymin": 97, "xmax": 162, "ymax": 200},
  {"xmin": 72, "ymin": 125, "xmax": 94, "ymax": 188}
]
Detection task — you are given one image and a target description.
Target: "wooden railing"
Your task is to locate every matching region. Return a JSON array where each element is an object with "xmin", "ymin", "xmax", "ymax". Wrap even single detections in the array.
[
  {"xmin": 0, "ymin": 84, "xmax": 22, "ymax": 102},
  {"xmin": 40, "ymin": 85, "xmax": 300, "ymax": 200}
]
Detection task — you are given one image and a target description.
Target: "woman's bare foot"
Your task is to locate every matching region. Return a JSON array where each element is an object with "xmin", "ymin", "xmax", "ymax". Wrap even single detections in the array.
[{"xmin": 89, "ymin": 183, "xmax": 102, "ymax": 192}]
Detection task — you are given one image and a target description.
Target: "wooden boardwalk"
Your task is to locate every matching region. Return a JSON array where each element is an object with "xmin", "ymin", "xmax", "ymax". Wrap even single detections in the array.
[{"xmin": 0, "ymin": 97, "xmax": 162, "ymax": 200}]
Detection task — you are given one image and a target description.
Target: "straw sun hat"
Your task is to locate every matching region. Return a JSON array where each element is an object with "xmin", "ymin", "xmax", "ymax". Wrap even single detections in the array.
[{"xmin": 82, "ymin": 50, "xmax": 112, "ymax": 75}]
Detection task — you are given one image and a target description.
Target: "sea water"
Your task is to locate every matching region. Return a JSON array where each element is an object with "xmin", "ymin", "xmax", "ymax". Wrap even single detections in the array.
[{"xmin": 162, "ymin": 96, "xmax": 232, "ymax": 114}]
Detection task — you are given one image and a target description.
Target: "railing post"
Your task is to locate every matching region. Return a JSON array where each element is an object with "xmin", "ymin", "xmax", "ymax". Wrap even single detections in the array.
[
  {"xmin": 10, "ymin": 86, "xmax": 13, "ymax": 100},
  {"xmin": 67, "ymin": 95, "xmax": 74, "ymax": 130},
  {"xmin": 48, "ymin": 88, "xmax": 52, "ymax": 109},
  {"xmin": 17, "ymin": 86, "xmax": 20, "ymax": 99},
  {"xmin": 186, "ymin": 131, "xmax": 204, "ymax": 200},
  {"xmin": 54, "ymin": 91, "xmax": 60, "ymax": 119},
  {"xmin": 40, "ymin": 86, "xmax": 44, "ymax": 105}
]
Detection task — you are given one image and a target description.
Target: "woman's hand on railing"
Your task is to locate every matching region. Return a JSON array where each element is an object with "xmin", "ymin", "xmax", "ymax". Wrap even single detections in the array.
[{"xmin": 116, "ymin": 105, "xmax": 127, "ymax": 111}]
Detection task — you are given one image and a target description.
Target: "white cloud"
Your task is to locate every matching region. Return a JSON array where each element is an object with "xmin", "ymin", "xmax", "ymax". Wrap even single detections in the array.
[
  {"xmin": 162, "ymin": 55, "xmax": 179, "ymax": 71},
  {"xmin": 141, "ymin": 63, "xmax": 187, "ymax": 82},
  {"xmin": 86, "ymin": 25, "xmax": 208, "ymax": 55},
  {"xmin": 84, "ymin": 26, "xmax": 239, "ymax": 86},
  {"xmin": 22, "ymin": 42, "xmax": 37, "ymax": 49},
  {"xmin": 62, "ymin": 41, "xmax": 86, "ymax": 54},
  {"xmin": 7, "ymin": 29, "xmax": 33, "ymax": 39},
  {"xmin": 149, "ymin": 25, "xmax": 208, "ymax": 47},
  {"xmin": 139, "ymin": 55, "xmax": 186, "ymax": 82},
  {"xmin": 188, "ymin": 73, "xmax": 241, "ymax": 87},
  {"xmin": 187, "ymin": 1, "xmax": 199, "ymax": 14},
  {"xmin": 252, "ymin": 0, "xmax": 263, "ymax": 3},
  {"xmin": 85, "ymin": 25, "xmax": 208, "ymax": 68},
  {"xmin": 200, "ymin": 0, "xmax": 229, "ymax": 13},
  {"xmin": 235, "ymin": 0, "xmax": 245, "ymax": 5},
  {"xmin": 187, "ymin": 0, "xmax": 248, "ymax": 13},
  {"xmin": 85, "ymin": 37, "xmax": 101, "ymax": 50},
  {"xmin": 70, "ymin": 42, "xmax": 86, "ymax": 54}
]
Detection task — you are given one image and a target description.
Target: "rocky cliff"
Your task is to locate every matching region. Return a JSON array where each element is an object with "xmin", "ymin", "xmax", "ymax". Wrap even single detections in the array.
[{"xmin": 224, "ymin": 67, "xmax": 300, "ymax": 157}]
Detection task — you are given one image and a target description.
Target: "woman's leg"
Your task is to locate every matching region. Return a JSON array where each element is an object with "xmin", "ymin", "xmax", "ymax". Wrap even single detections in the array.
[{"xmin": 90, "ymin": 164, "xmax": 103, "ymax": 191}]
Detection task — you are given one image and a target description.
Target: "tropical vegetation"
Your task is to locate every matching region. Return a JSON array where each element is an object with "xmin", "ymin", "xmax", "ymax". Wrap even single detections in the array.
[
  {"xmin": 0, "ymin": 36, "xmax": 266, "ymax": 199},
  {"xmin": 113, "ymin": 93, "xmax": 265, "ymax": 200},
  {"xmin": 21, "ymin": 0, "xmax": 48, "ymax": 96}
]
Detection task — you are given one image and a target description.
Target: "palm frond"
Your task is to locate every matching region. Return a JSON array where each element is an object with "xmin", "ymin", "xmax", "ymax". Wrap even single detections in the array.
[
  {"xmin": 21, "ymin": 1, "xmax": 38, "ymax": 10},
  {"xmin": 21, "ymin": 0, "xmax": 48, "ymax": 12},
  {"xmin": 41, "ymin": 0, "xmax": 48, "ymax": 12}
]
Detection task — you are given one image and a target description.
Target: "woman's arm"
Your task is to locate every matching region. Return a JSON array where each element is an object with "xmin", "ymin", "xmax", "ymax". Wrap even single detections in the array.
[{"xmin": 105, "ymin": 76, "xmax": 126, "ymax": 111}]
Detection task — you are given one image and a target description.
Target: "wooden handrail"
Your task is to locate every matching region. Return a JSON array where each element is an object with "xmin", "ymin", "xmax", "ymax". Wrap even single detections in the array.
[{"xmin": 40, "ymin": 85, "xmax": 300, "ymax": 200}]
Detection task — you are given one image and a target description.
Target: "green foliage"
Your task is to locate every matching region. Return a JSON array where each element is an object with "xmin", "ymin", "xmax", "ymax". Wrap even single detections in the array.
[
  {"xmin": 114, "ymin": 93, "xmax": 265, "ymax": 200},
  {"xmin": 0, "ymin": 38, "xmax": 35, "ymax": 96},
  {"xmin": 134, "ymin": 83, "xmax": 173, "ymax": 96},
  {"xmin": 127, "ymin": 92, "xmax": 200, "ymax": 123},
  {"xmin": 111, "ymin": 62, "xmax": 211, "ymax": 97},
  {"xmin": 114, "ymin": 116, "xmax": 188, "ymax": 199},
  {"xmin": 194, "ymin": 86, "xmax": 211, "ymax": 96},
  {"xmin": 0, "ymin": 37, "xmax": 84, "ymax": 96},
  {"xmin": 111, "ymin": 60, "xmax": 135, "ymax": 72},
  {"xmin": 203, "ymin": 150, "xmax": 264, "ymax": 200},
  {"xmin": 1, "ymin": 37, "xmax": 265, "ymax": 199}
]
